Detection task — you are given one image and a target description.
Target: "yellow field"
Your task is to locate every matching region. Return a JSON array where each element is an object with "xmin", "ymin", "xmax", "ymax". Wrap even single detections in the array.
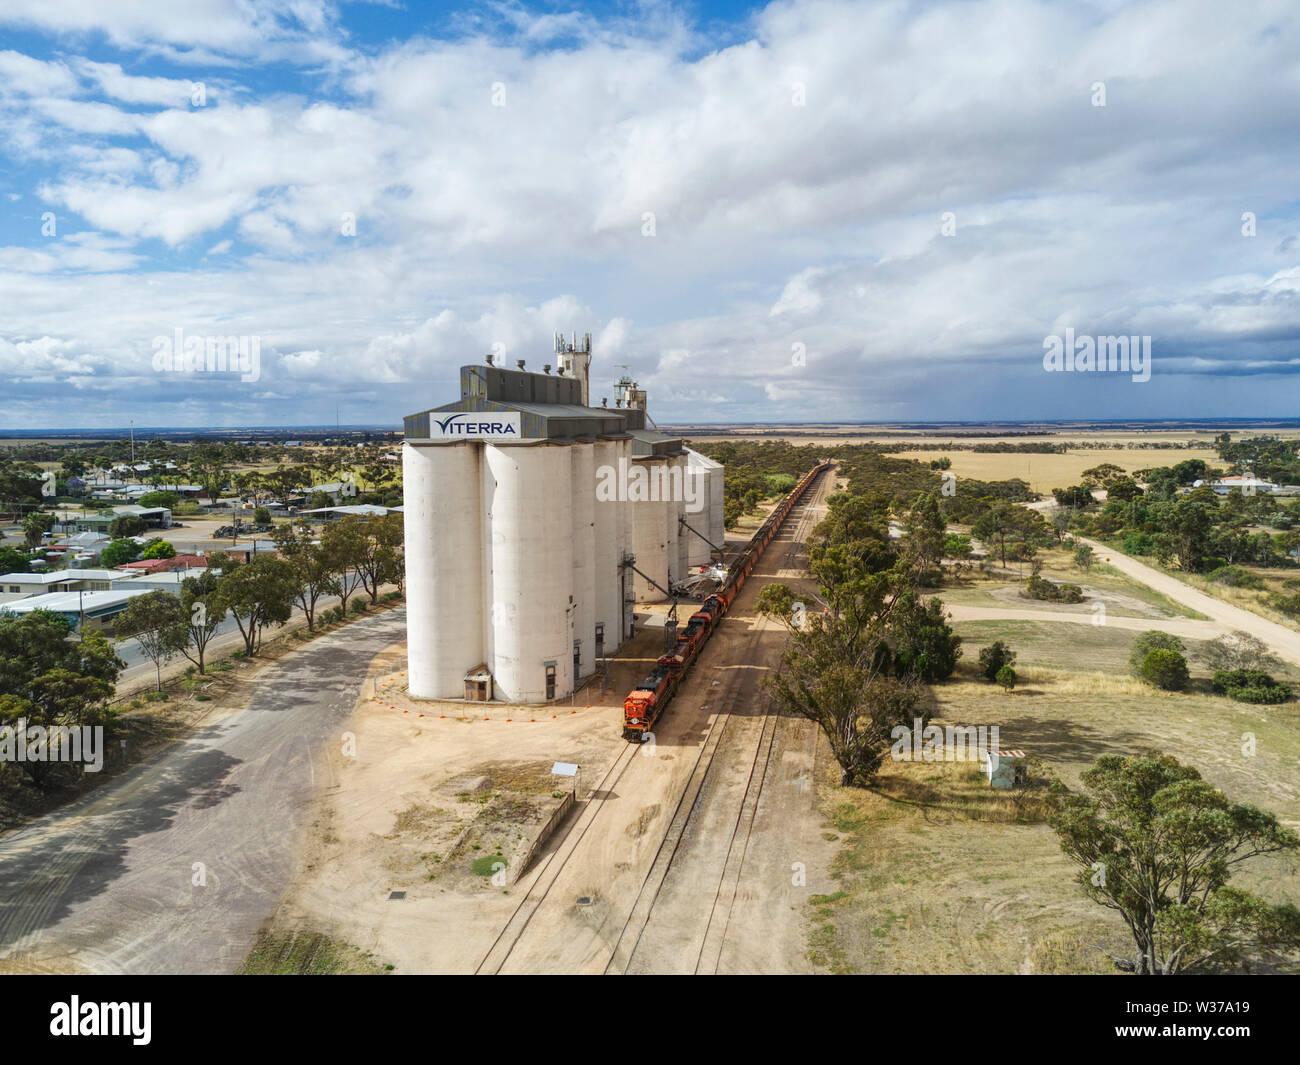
[{"xmin": 901, "ymin": 448, "xmax": 1223, "ymax": 493}]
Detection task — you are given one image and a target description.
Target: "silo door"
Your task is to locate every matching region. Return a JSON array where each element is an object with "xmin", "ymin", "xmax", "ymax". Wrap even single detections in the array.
[
  {"xmin": 545, "ymin": 663, "xmax": 557, "ymax": 701},
  {"xmin": 573, "ymin": 640, "xmax": 581, "ymax": 681}
]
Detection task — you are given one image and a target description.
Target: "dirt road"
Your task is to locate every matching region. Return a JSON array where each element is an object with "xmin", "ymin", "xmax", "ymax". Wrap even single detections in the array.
[
  {"xmin": 0, "ymin": 609, "xmax": 406, "ymax": 974},
  {"xmin": 1078, "ymin": 538, "xmax": 1300, "ymax": 668}
]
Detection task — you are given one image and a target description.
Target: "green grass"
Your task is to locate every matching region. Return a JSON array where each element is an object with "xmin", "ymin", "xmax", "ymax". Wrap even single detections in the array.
[
  {"xmin": 471, "ymin": 854, "xmax": 507, "ymax": 877},
  {"xmin": 238, "ymin": 930, "xmax": 388, "ymax": 975}
]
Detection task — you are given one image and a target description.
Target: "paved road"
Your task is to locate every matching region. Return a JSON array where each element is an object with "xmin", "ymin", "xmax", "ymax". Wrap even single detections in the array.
[
  {"xmin": 0, "ymin": 608, "xmax": 406, "ymax": 974},
  {"xmin": 1078, "ymin": 537, "xmax": 1300, "ymax": 668}
]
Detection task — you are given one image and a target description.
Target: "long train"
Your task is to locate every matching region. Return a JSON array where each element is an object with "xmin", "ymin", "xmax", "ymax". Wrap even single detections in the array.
[{"xmin": 622, "ymin": 460, "xmax": 832, "ymax": 740}]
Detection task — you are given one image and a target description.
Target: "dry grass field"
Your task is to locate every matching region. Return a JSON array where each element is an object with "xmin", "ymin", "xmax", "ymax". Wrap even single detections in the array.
[{"xmin": 808, "ymin": 617, "xmax": 1300, "ymax": 975}]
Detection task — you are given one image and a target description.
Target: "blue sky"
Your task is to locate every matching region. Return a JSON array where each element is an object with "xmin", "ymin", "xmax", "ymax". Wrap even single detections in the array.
[{"xmin": 1, "ymin": 0, "xmax": 1299, "ymax": 429}]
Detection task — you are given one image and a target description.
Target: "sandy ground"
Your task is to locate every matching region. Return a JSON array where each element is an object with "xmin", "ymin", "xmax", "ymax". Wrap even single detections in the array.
[{"xmin": 270, "ymin": 472, "xmax": 840, "ymax": 974}]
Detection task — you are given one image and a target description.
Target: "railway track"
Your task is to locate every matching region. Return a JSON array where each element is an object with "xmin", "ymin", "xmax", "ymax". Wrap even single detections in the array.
[
  {"xmin": 476, "ymin": 463, "xmax": 832, "ymax": 976},
  {"xmin": 613, "ymin": 463, "xmax": 831, "ymax": 975}
]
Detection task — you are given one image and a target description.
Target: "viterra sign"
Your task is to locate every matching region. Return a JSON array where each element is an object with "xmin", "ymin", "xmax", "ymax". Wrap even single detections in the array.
[{"xmin": 429, "ymin": 413, "xmax": 522, "ymax": 439}]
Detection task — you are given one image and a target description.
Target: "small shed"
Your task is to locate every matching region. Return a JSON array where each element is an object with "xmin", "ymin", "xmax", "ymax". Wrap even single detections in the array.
[
  {"xmin": 464, "ymin": 665, "xmax": 493, "ymax": 702},
  {"xmin": 981, "ymin": 749, "xmax": 1027, "ymax": 789}
]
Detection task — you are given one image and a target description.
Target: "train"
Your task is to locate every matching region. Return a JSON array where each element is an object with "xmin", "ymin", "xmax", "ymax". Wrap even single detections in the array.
[{"xmin": 622, "ymin": 460, "xmax": 832, "ymax": 740}]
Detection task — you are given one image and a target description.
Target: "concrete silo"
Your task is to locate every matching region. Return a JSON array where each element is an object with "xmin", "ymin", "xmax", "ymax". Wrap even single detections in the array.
[
  {"xmin": 402, "ymin": 337, "xmax": 723, "ymax": 703},
  {"xmin": 684, "ymin": 448, "xmax": 725, "ymax": 566},
  {"xmin": 486, "ymin": 444, "xmax": 574, "ymax": 702},
  {"xmin": 569, "ymin": 441, "xmax": 596, "ymax": 679},
  {"xmin": 403, "ymin": 441, "xmax": 483, "ymax": 700}
]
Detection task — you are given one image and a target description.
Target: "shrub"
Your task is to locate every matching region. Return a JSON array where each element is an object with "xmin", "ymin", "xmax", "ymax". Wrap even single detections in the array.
[
  {"xmin": 141, "ymin": 538, "xmax": 176, "ymax": 560},
  {"xmin": 1208, "ymin": 565, "xmax": 1266, "ymax": 590},
  {"xmin": 1122, "ymin": 532, "xmax": 1155, "ymax": 555},
  {"xmin": 1269, "ymin": 593, "xmax": 1300, "ymax": 620},
  {"xmin": 1211, "ymin": 669, "xmax": 1293, "ymax": 704},
  {"xmin": 349, "ymin": 598, "xmax": 368, "ymax": 614},
  {"xmin": 1140, "ymin": 649, "xmax": 1190, "ymax": 691},
  {"xmin": 978, "ymin": 640, "xmax": 1016, "ymax": 682},
  {"xmin": 995, "ymin": 665, "xmax": 1017, "ymax": 691},
  {"xmin": 1128, "ymin": 631, "xmax": 1185, "ymax": 676},
  {"xmin": 1025, "ymin": 574, "xmax": 1084, "ymax": 603}
]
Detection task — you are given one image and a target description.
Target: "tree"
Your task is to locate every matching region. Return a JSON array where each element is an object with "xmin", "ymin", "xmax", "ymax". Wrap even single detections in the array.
[
  {"xmin": 253, "ymin": 506, "xmax": 271, "ymax": 526},
  {"xmin": 889, "ymin": 592, "xmax": 961, "ymax": 682},
  {"xmin": 320, "ymin": 519, "xmax": 367, "ymax": 612},
  {"xmin": 972, "ymin": 504, "xmax": 1044, "ymax": 567},
  {"xmin": 1201, "ymin": 630, "xmax": 1280, "ymax": 674},
  {"xmin": 22, "ymin": 512, "xmax": 55, "ymax": 548},
  {"xmin": 1052, "ymin": 483, "xmax": 1096, "ymax": 509},
  {"xmin": 100, "ymin": 538, "xmax": 142, "ymax": 568},
  {"xmin": 1151, "ymin": 499, "xmax": 1212, "ymax": 572},
  {"xmin": 141, "ymin": 538, "xmax": 176, "ymax": 560},
  {"xmin": 1073, "ymin": 543, "xmax": 1095, "ymax": 571},
  {"xmin": 1105, "ymin": 476, "xmax": 1143, "ymax": 502},
  {"xmin": 108, "ymin": 513, "xmax": 147, "ymax": 539},
  {"xmin": 216, "ymin": 554, "xmax": 298, "ymax": 657},
  {"xmin": 0, "ymin": 611, "xmax": 123, "ymax": 787},
  {"xmin": 756, "ymin": 536, "xmax": 932, "ymax": 786},
  {"xmin": 978, "ymin": 640, "xmax": 1016, "ymax": 682},
  {"xmin": 995, "ymin": 665, "xmax": 1017, "ymax": 691},
  {"xmin": 942, "ymin": 533, "xmax": 972, "ymax": 559},
  {"xmin": 0, "ymin": 545, "xmax": 33, "ymax": 574},
  {"xmin": 1049, "ymin": 752, "xmax": 1300, "ymax": 974},
  {"xmin": 1140, "ymin": 649, "xmax": 1190, "ymax": 691},
  {"xmin": 273, "ymin": 526, "xmax": 337, "ymax": 631},
  {"xmin": 900, "ymin": 492, "xmax": 946, "ymax": 578},
  {"xmin": 113, "ymin": 590, "xmax": 185, "ymax": 691},
  {"xmin": 137, "ymin": 491, "xmax": 180, "ymax": 508},
  {"xmin": 1128, "ymin": 631, "xmax": 1184, "ymax": 677},
  {"xmin": 170, "ymin": 569, "xmax": 227, "ymax": 674},
  {"xmin": 354, "ymin": 514, "xmax": 404, "ymax": 603}
]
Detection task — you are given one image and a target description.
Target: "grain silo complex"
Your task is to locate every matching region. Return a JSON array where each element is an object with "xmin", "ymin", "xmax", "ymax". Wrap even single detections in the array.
[{"xmin": 402, "ymin": 334, "xmax": 725, "ymax": 704}]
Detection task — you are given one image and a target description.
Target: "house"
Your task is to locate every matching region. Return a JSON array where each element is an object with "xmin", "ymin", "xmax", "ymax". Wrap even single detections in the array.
[
  {"xmin": 46, "ymin": 531, "xmax": 111, "ymax": 560},
  {"xmin": 1196, "ymin": 475, "xmax": 1284, "ymax": 496},
  {"xmin": 0, "ymin": 568, "xmax": 130, "ymax": 604},
  {"xmin": 0, "ymin": 587, "xmax": 154, "ymax": 631},
  {"xmin": 115, "ymin": 553, "xmax": 208, "ymax": 574},
  {"xmin": 299, "ymin": 504, "xmax": 393, "ymax": 521},
  {"xmin": 110, "ymin": 504, "xmax": 173, "ymax": 529},
  {"xmin": 307, "ymin": 481, "xmax": 355, "ymax": 505}
]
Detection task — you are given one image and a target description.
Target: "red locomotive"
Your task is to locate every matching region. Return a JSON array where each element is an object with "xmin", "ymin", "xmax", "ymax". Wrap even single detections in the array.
[{"xmin": 622, "ymin": 461, "xmax": 829, "ymax": 740}]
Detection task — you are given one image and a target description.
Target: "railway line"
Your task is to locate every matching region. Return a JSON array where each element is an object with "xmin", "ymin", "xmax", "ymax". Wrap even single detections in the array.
[{"xmin": 476, "ymin": 462, "xmax": 832, "ymax": 975}]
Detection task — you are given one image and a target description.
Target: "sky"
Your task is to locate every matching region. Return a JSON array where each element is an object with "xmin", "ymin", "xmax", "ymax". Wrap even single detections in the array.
[{"xmin": 1, "ymin": 0, "xmax": 1298, "ymax": 430}]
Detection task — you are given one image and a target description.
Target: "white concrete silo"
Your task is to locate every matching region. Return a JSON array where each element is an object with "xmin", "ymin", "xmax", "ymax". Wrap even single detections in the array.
[
  {"xmin": 684, "ymin": 448, "xmax": 724, "ymax": 566},
  {"xmin": 615, "ymin": 437, "xmax": 633, "ymax": 637},
  {"xmin": 631, "ymin": 456, "xmax": 671, "ymax": 601},
  {"xmin": 570, "ymin": 442, "xmax": 596, "ymax": 678},
  {"xmin": 485, "ymin": 444, "xmax": 575, "ymax": 703},
  {"xmin": 673, "ymin": 453, "xmax": 689, "ymax": 582},
  {"xmin": 592, "ymin": 438, "xmax": 620, "ymax": 657},
  {"xmin": 403, "ymin": 442, "xmax": 484, "ymax": 699}
]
